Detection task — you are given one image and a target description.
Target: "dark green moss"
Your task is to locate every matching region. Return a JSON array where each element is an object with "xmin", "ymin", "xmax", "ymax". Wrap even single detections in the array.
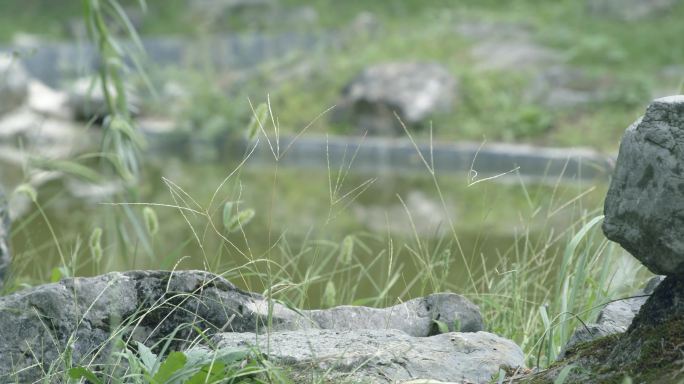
[{"xmin": 513, "ymin": 318, "xmax": 684, "ymax": 383}]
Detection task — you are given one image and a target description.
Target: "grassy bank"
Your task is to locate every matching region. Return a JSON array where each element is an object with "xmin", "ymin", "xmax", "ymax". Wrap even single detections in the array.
[{"xmin": 2, "ymin": 1, "xmax": 683, "ymax": 150}]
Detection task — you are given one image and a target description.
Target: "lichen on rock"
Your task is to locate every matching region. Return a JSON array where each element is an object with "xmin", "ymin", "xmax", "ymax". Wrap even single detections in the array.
[{"xmin": 603, "ymin": 95, "xmax": 684, "ymax": 278}]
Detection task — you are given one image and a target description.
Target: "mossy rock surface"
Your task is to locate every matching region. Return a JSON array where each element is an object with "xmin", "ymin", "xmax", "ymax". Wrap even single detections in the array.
[{"xmin": 514, "ymin": 277, "xmax": 684, "ymax": 383}]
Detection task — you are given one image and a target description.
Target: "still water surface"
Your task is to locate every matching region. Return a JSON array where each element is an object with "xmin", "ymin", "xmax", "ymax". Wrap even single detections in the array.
[{"xmin": 9, "ymin": 151, "xmax": 607, "ymax": 306}]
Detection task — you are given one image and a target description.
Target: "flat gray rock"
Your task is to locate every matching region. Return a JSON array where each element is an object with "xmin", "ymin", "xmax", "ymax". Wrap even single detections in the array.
[
  {"xmin": 597, "ymin": 275, "xmax": 663, "ymax": 330},
  {"xmin": 214, "ymin": 329, "xmax": 524, "ymax": 384},
  {"xmin": 308, "ymin": 292, "xmax": 483, "ymax": 336},
  {"xmin": 0, "ymin": 270, "xmax": 483, "ymax": 382},
  {"xmin": 603, "ymin": 95, "xmax": 684, "ymax": 278},
  {"xmin": 597, "ymin": 296, "xmax": 648, "ymax": 329}
]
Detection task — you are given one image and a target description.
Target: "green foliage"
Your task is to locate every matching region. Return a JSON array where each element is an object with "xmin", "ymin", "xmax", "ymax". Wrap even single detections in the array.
[
  {"xmin": 83, "ymin": 0, "xmax": 148, "ymax": 182},
  {"xmin": 511, "ymin": 106, "xmax": 554, "ymax": 139},
  {"xmin": 173, "ymin": 76, "xmax": 251, "ymax": 142},
  {"xmin": 68, "ymin": 341, "xmax": 274, "ymax": 384},
  {"xmin": 68, "ymin": 366, "xmax": 104, "ymax": 384},
  {"xmin": 2, "ymin": 0, "xmax": 679, "ymax": 148}
]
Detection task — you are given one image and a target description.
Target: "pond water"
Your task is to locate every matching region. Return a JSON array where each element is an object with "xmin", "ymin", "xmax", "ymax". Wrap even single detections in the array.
[{"xmin": 6, "ymin": 145, "xmax": 609, "ymax": 307}]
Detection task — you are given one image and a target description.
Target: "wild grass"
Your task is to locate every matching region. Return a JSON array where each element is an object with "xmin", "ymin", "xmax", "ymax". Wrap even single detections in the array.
[{"xmin": 2, "ymin": 99, "xmax": 650, "ymax": 382}]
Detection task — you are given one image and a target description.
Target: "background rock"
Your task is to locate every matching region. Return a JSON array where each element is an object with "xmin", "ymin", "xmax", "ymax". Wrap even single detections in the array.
[
  {"xmin": 0, "ymin": 107, "xmax": 90, "ymax": 160},
  {"xmin": 468, "ymin": 39, "xmax": 560, "ymax": 72},
  {"xmin": 526, "ymin": 66, "xmax": 609, "ymax": 109},
  {"xmin": 214, "ymin": 329, "xmax": 524, "ymax": 384},
  {"xmin": 352, "ymin": 190, "xmax": 454, "ymax": 237},
  {"xmin": 68, "ymin": 76, "xmax": 139, "ymax": 123},
  {"xmin": 603, "ymin": 95, "xmax": 684, "ymax": 278},
  {"xmin": 455, "ymin": 20, "xmax": 532, "ymax": 41},
  {"xmin": 333, "ymin": 62, "xmax": 457, "ymax": 135},
  {"xmin": 347, "ymin": 11, "xmax": 381, "ymax": 37},
  {"xmin": 455, "ymin": 20, "xmax": 561, "ymax": 71},
  {"xmin": 0, "ymin": 56, "xmax": 29, "ymax": 116},
  {"xmin": 27, "ymin": 80, "xmax": 72, "ymax": 119},
  {"xmin": 586, "ymin": 0, "xmax": 680, "ymax": 21}
]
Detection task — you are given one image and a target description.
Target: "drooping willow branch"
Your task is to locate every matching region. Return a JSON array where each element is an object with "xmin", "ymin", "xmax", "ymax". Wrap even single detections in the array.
[{"xmin": 82, "ymin": 0, "xmax": 150, "ymax": 182}]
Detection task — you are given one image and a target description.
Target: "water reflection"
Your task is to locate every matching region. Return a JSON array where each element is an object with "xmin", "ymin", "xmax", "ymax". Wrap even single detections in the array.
[{"xmin": 8, "ymin": 148, "xmax": 607, "ymax": 306}]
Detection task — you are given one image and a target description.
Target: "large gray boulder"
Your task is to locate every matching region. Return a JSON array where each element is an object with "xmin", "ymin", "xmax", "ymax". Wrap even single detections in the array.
[
  {"xmin": 333, "ymin": 62, "xmax": 458, "ymax": 135},
  {"xmin": 0, "ymin": 270, "xmax": 304, "ymax": 382},
  {"xmin": 603, "ymin": 96, "xmax": 684, "ymax": 278},
  {"xmin": 0, "ymin": 270, "xmax": 483, "ymax": 382},
  {"xmin": 214, "ymin": 329, "xmax": 524, "ymax": 384},
  {"xmin": 0, "ymin": 188, "xmax": 9, "ymax": 286},
  {"xmin": 0, "ymin": 56, "xmax": 29, "ymax": 116}
]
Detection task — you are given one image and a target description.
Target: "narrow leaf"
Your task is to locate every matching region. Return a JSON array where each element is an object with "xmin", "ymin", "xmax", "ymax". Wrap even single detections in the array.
[
  {"xmin": 152, "ymin": 351, "xmax": 187, "ymax": 383},
  {"xmin": 137, "ymin": 341, "xmax": 159, "ymax": 375},
  {"xmin": 30, "ymin": 158, "xmax": 103, "ymax": 183},
  {"xmin": 186, "ymin": 362, "xmax": 226, "ymax": 384},
  {"xmin": 246, "ymin": 102, "xmax": 268, "ymax": 141},
  {"xmin": 68, "ymin": 367, "xmax": 104, "ymax": 384},
  {"xmin": 554, "ymin": 364, "xmax": 575, "ymax": 384}
]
